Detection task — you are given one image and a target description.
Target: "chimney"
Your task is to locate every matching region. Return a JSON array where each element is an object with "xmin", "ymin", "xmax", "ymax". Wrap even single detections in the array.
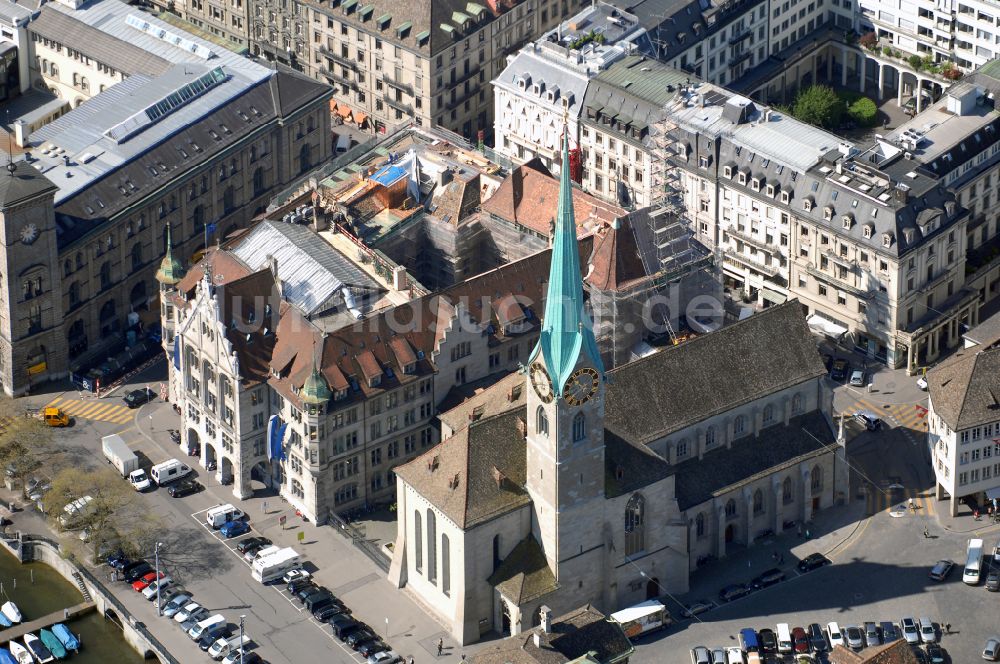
[
  {"xmin": 393, "ymin": 265, "xmax": 408, "ymax": 291},
  {"xmin": 895, "ymin": 183, "xmax": 910, "ymax": 203},
  {"xmin": 540, "ymin": 606, "xmax": 552, "ymax": 634},
  {"xmin": 13, "ymin": 120, "xmax": 29, "ymax": 148},
  {"xmin": 267, "ymin": 254, "xmax": 283, "ymax": 300},
  {"xmin": 610, "ymin": 216, "xmax": 621, "ymax": 230},
  {"xmin": 532, "ymin": 633, "xmax": 541, "ymax": 648}
]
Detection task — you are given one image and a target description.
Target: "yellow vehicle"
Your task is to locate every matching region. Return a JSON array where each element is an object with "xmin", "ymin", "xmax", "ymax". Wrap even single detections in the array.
[{"xmin": 41, "ymin": 408, "xmax": 70, "ymax": 427}]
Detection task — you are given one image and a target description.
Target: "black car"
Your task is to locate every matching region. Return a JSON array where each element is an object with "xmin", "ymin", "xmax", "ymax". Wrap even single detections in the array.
[
  {"xmin": 288, "ymin": 577, "xmax": 315, "ymax": 594},
  {"xmin": 168, "ymin": 429, "xmax": 181, "ymax": 445},
  {"xmin": 359, "ymin": 640, "xmax": 388, "ymax": 657},
  {"xmin": 346, "ymin": 628, "xmax": 376, "ymax": 649},
  {"xmin": 167, "ymin": 479, "xmax": 203, "ymax": 498},
  {"xmin": 297, "ymin": 585, "xmax": 328, "ymax": 603},
  {"xmin": 750, "ymin": 567, "xmax": 785, "ymax": 590},
  {"xmin": 122, "ymin": 561, "xmax": 153, "ymax": 583},
  {"xmin": 107, "ymin": 549, "xmax": 129, "ymax": 568},
  {"xmin": 821, "ymin": 354, "xmax": 834, "ymax": 371},
  {"xmin": 236, "ymin": 536, "xmax": 272, "ymax": 555},
  {"xmin": 797, "ymin": 552, "xmax": 831, "ymax": 573},
  {"xmin": 315, "ymin": 604, "xmax": 349, "ymax": 622},
  {"xmin": 809, "ymin": 623, "xmax": 828, "ymax": 651},
  {"xmin": 306, "ymin": 592, "xmax": 337, "ymax": 613},
  {"xmin": 123, "ymin": 387, "xmax": 157, "ymax": 409},
  {"xmin": 924, "ymin": 643, "xmax": 945, "ymax": 663},
  {"xmin": 331, "ymin": 615, "xmax": 361, "ymax": 640},
  {"xmin": 718, "ymin": 583, "xmax": 750, "ymax": 602},
  {"xmin": 987, "ymin": 570, "xmax": 1000, "ymax": 591},
  {"xmin": 830, "ymin": 359, "xmax": 850, "ymax": 381},
  {"xmin": 758, "ymin": 628, "xmax": 777, "ymax": 653},
  {"xmin": 199, "ymin": 628, "xmax": 231, "ymax": 651}
]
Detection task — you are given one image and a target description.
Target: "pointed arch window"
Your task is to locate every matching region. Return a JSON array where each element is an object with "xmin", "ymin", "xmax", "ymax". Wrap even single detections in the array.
[
  {"xmin": 536, "ymin": 406, "xmax": 548, "ymax": 437},
  {"xmin": 782, "ymin": 476, "xmax": 793, "ymax": 504},
  {"xmin": 811, "ymin": 465, "xmax": 823, "ymax": 494},
  {"xmin": 734, "ymin": 415, "xmax": 746, "ymax": 437},
  {"xmin": 572, "ymin": 412, "xmax": 586, "ymax": 443},
  {"xmin": 791, "ymin": 393, "xmax": 803, "ymax": 414},
  {"xmin": 753, "ymin": 489, "xmax": 764, "ymax": 515},
  {"xmin": 624, "ymin": 493, "xmax": 645, "ymax": 556},
  {"xmin": 426, "ymin": 509, "xmax": 437, "ymax": 584},
  {"xmin": 763, "ymin": 404, "xmax": 775, "ymax": 425},
  {"xmin": 725, "ymin": 498, "xmax": 737, "ymax": 519},
  {"xmin": 441, "ymin": 534, "xmax": 451, "ymax": 596},
  {"xmin": 695, "ymin": 512, "xmax": 705, "ymax": 538},
  {"xmin": 412, "ymin": 510, "xmax": 423, "ymax": 573},
  {"xmin": 705, "ymin": 425, "xmax": 716, "ymax": 448}
]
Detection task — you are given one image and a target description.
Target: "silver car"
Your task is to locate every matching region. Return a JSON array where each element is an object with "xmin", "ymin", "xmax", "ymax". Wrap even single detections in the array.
[
  {"xmin": 710, "ymin": 649, "xmax": 726, "ymax": 664},
  {"xmin": 864, "ymin": 621, "xmax": 880, "ymax": 647},
  {"xmin": 984, "ymin": 637, "xmax": 1000, "ymax": 661},
  {"xmin": 690, "ymin": 646, "xmax": 711, "ymax": 664},
  {"xmin": 901, "ymin": 617, "xmax": 920, "ymax": 645},
  {"xmin": 844, "ymin": 625, "xmax": 864, "ymax": 650},
  {"xmin": 920, "ymin": 617, "xmax": 937, "ymax": 643}
]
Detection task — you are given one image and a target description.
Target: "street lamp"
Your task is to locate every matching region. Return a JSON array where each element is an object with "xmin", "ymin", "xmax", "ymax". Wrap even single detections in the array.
[
  {"xmin": 239, "ymin": 615, "xmax": 246, "ymax": 664},
  {"xmin": 154, "ymin": 542, "xmax": 163, "ymax": 616}
]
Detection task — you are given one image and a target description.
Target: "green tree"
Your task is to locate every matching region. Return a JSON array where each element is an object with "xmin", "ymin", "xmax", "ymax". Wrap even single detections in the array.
[
  {"xmin": 0, "ymin": 401, "xmax": 57, "ymax": 498},
  {"xmin": 792, "ymin": 85, "xmax": 844, "ymax": 129},
  {"xmin": 908, "ymin": 54, "xmax": 923, "ymax": 70},
  {"xmin": 847, "ymin": 97, "xmax": 879, "ymax": 127}
]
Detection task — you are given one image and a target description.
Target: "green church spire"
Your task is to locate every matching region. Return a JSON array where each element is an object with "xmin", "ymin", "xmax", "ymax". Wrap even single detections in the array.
[
  {"xmin": 155, "ymin": 224, "xmax": 184, "ymax": 286},
  {"xmin": 529, "ymin": 131, "xmax": 604, "ymax": 396}
]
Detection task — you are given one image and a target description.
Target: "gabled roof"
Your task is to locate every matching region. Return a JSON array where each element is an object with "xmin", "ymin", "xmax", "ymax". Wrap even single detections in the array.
[
  {"xmin": 605, "ymin": 302, "xmax": 827, "ymax": 445},
  {"xmin": 928, "ymin": 344, "xmax": 1000, "ymax": 430},
  {"xmin": 437, "ymin": 372, "xmax": 526, "ymax": 433},
  {"xmin": 586, "ymin": 217, "xmax": 647, "ymax": 292},
  {"xmin": 0, "ymin": 161, "xmax": 57, "ymax": 209},
  {"xmin": 487, "ymin": 534, "xmax": 558, "ymax": 605}
]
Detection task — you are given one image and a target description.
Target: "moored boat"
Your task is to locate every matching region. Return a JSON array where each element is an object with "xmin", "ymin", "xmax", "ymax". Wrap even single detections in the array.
[
  {"xmin": 38, "ymin": 630, "xmax": 65, "ymax": 660},
  {"xmin": 1, "ymin": 602, "xmax": 22, "ymax": 624},
  {"xmin": 50, "ymin": 625, "xmax": 78, "ymax": 653},
  {"xmin": 22, "ymin": 633, "xmax": 54, "ymax": 664},
  {"xmin": 0, "ymin": 648, "xmax": 17, "ymax": 664},
  {"xmin": 0, "ymin": 611, "xmax": 12, "ymax": 628},
  {"xmin": 7, "ymin": 642, "xmax": 31, "ymax": 664}
]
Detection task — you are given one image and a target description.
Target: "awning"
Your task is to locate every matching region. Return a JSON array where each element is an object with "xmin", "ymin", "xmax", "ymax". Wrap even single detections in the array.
[
  {"xmin": 762, "ymin": 287, "xmax": 787, "ymax": 304},
  {"xmin": 337, "ymin": 105, "xmax": 353, "ymax": 119},
  {"xmin": 354, "ymin": 112, "xmax": 368, "ymax": 127},
  {"xmin": 807, "ymin": 313, "xmax": 848, "ymax": 338},
  {"xmin": 330, "ymin": 99, "xmax": 338, "ymax": 112},
  {"xmin": 986, "ymin": 487, "xmax": 1000, "ymax": 500}
]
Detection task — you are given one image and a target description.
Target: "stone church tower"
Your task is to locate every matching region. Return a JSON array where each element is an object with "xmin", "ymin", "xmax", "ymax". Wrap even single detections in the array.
[
  {"xmin": 524, "ymin": 132, "xmax": 608, "ymax": 585},
  {"xmin": 0, "ymin": 161, "xmax": 62, "ymax": 395}
]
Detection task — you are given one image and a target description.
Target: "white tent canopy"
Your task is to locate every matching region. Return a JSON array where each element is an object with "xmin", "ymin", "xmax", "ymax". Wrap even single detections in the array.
[{"xmin": 807, "ymin": 313, "xmax": 848, "ymax": 339}]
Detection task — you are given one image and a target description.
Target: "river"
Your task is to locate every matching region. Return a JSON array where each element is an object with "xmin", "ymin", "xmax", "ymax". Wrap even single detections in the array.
[{"xmin": 0, "ymin": 555, "xmax": 141, "ymax": 663}]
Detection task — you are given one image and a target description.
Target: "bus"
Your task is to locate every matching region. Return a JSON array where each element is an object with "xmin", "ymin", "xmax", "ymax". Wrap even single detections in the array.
[{"xmin": 964, "ymin": 538, "xmax": 984, "ymax": 585}]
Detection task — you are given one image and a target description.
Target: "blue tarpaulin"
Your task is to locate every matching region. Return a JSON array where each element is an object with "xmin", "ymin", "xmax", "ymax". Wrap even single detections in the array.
[
  {"xmin": 172, "ymin": 336, "xmax": 180, "ymax": 371},
  {"xmin": 267, "ymin": 415, "xmax": 288, "ymax": 461}
]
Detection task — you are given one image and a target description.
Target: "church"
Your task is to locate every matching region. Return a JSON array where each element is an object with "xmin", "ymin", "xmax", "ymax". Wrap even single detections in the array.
[{"xmin": 388, "ymin": 135, "xmax": 847, "ymax": 644}]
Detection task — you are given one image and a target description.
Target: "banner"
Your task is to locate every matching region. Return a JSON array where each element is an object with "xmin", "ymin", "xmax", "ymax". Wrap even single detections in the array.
[{"xmin": 172, "ymin": 336, "xmax": 180, "ymax": 371}]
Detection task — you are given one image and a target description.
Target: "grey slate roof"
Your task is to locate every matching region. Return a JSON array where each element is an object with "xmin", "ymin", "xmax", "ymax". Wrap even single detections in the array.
[
  {"xmin": 927, "ymin": 345, "xmax": 1000, "ymax": 431},
  {"xmin": 494, "ymin": 47, "xmax": 593, "ymax": 120},
  {"xmin": 29, "ymin": 7, "xmax": 172, "ymax": 76},
  {"xmin": 230, "ymin": 220, "xmax": 383, "ymax": 317},
  {"xmin": 622, "ymin": 0, "xmax": 763, "ymax": 61},
  {"xmin": 605, "ymin": 301, "xmax": 827, "ymax": 445},
  {"xmin": 0, "ymin": 160, "xmax": 57, "ymax": 209},
  {"xmin": 963, "ymin": 309, "xmax": 1000, "ymax": 347},
  {"xmin": 673, "ymin": 410, "xmax": 834, "ymax": 511},
  {"xmin": 488, "ymin": 534, "xmax": 558, "ymax": 605}
]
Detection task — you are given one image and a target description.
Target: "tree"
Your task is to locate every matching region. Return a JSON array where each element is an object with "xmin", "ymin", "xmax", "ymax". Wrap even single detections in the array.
[
  {"xmin": 859, "ymin": 32, "xmax": 878, "ymax": 51},
  {"xmin": 45, "ymin": 467, "xmax": 160, "ymax": 560},
  {"xmin": 908, "ymin": 54, "xmax": 923, "ymax": 70},
  {"xmin": 0, "ymin": 401, "xmax": 57, "ymax": 498},
  {"xmin": 847, "ymin": 97, "xmax": 879, "ymax": 127},
  {"xmin": 792, "ymin": 85, "xmax": 844, "ymax": 129}
]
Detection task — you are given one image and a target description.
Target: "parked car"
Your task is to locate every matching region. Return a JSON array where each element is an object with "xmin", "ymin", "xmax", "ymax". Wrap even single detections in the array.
[
  {"xmin": 359, "ymin": 640, "xmax": 388, "ymax": 657},
  {"xmin": 283, "ymin": 568, "xmax": 311, "ymax": 584},
  {"xmin": 690, "ymin": 648, "xmax": 711, "ymax": 664},
  {"xmin": 925, "ymin": 643, "xmax": 945, "ymax": 663},
  {"xmin": 987, "ymin": 570, "xmax": 1000, "ymax": 591},
  {"xmin": 331, "ymin": 615, "xmax": 361, "ymax": 641},
  {"xmin": 901, "ymin": 617, "xmax": 920, "ymax": 645},
  {"xmin": 917, "ymin": 376, "xmax": 928, "ymax": 390},
  {"xmin": 178, "ymin": 608, "xmax": 211, "ymax": 632},
  {"xmin": 223, "ymin": 650, "xmax": 261, "ymax": 664},
  {"xmin": 844, "ymin": 625, "xmax": 864, "ymax": 650},
  {"xmin": 758, "ymin": 628, "xmax": 777, "ymax": 653},
  {"xmin": 142, "ymin": 576, "xmax": 173, "ymax": 600},
  {"xmin": 831, "ymin": 359, "xmax": 849, "ymax": 380},
  {"xmin": 237, "ymin": 536, "xmax": 272, "ymax": 554},
  {"xmin": 162, "ymin": 594, "xmax": 193, "ymax": 618},
  {"xmin": 121, "ymin": 560, "xmax": 151, "ymax": 581},
  {"xmin": 123, "ymin": 387, "xmax": 157, "ymax": 408},
  {"xmin": 368, "ymin": 650, "xmax": 401, "ymax": 664},
  {"xmin": 346, "ymin": 628, "xmax": 376, "ymax": 649},
  {"xmin": 296, "ymin": 585, "xmax": 327, "ymax": 603},
  {"xmin": 880, "ymin": 622, "xmax": 899, "ymax": 643},
  {"xmin": 863, "ymin": 622, "xmax": 880, "ymax": 647},
  {"xmin": 315, "ymin": 604, "xmax": 349, "ymax": 622},
  {"xmin": 168, "ymin": 479, "xmax": 203, "ymax": 498},
  {"xmin": 709, "ymin": 649, "xmax": 725, "ymax": 664},
  {"xmin": 718, "ymin": 584, "xmax": 750, "ymax": 602},
  {"xmin": 750, "ymin": 568, "xmax": 785, "ymax": 590},
  {"xmin": 808, "ymin": 623, "xmax": 828, "ymax": 652},
  {"xmin": 928, "ymin": 559, "xmax": 954, "ymax": 582},
  {"xmin": 287, "ymin": 578, "xmax": 315, "ymax": 594},
  {"xmin": 685, "ymin": 601, "xmax": 713, "ymax": 620},
  {"xmin": 792, "ymin": 627, "xmax": 809, "ymax": 653},
  {"xmin": 220, "ymin": 520, "xmax": 251, "ymax": 538},
  {"xmin": 106, "ymin": 549, "xmax": 128, "ymax": 568},
  {"xmin": 984, "ymin": 637, "xmax": 1000, "ymax": 661},
  {"xmin": 131, "ymin": 571, "xmax": 163, "ymax": 591},
  {"xmin": 827, "ymin": 622, "xmax": 845, "ymax": 648},
  {"xmin": 798, "ymin": 553, "xmax": 831, "ymax": 573},
  {"xmin": 919, "ymin": 617, "xmax": 937, "ymax": 643},
  {"xmin": 849, "ymin": 370, "xmax": 865, "ymax": 386},
  {"xmin": 174, "ymin": 603, "xmax": 206, "ymax": 624}
]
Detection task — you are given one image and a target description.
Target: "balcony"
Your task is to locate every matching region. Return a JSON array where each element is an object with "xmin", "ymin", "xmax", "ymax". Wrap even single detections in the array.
[
  {"xmin": 319, "ymin": 45, "xmax": 359, "ymax": 70},
  {"xmin": 728, "ymin": 27, "xmax": 752, "ymax": 45},
  {"xmin": 446, "ymin": 87, "xmax": 477, "ymax": 111},
  {"xmin": 449, "ymin": 66, "xmax": 480, "ymax": 89},
  {"xmin": 382, "ymin": 76, "xmax": 413, "ymax": 97},
  {"xmin": 821, "ymin": 248, "xmax": 858, "ymax": 270},
  {"xmin": 724, "ymin": 248, "xmax": 781, "ymax": 277},
  {"xmin": 320, "ymin": 67, "xmax": 353, "ymax": 88},
  {"xmin": 805, "ymin": 263, "xmax": 872, "ymax": 299},
  {"xmin": 728, "ymin": 50, "xmax": 752, "ymax": 68},
  {"xmin": 384, "ymin": 94, "xmax": 414, "ymax": 116},
  {"xmin": 726, "ymin": 228, "xmax": 778, "ymax": 254}
]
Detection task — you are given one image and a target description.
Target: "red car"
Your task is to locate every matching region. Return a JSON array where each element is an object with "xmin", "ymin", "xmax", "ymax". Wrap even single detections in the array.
[
  {"xmin": 792, "ymin": 626, "xmax": 810, "ymax": 653},
  {"xmin": 132, "ymin": 571, "xmax": 164, "ymax": 592}
]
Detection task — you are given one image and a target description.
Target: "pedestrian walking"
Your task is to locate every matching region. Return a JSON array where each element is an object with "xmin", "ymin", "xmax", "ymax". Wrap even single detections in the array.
[
  {"xmin": 944, "ymin": 623, "xmax": 951, "ymax": 635},
  {"xmin": 908, "ymin": 497, "xmax": 915, "ymax": 511},
  {"xmin": 408, "ymin": 656, "xmax": 414, "ymax": 664},
  {"xmin": 263, "ymin": 500, "xmax": 268, "ymax": 514},
  {"xmin": 461, "ymin": 655, "xmax": 466, "ymax": 664},
  {"xmin": 63, "ymin": 608, "xmax": 68, "ymax": 620},
  {"xmin": 437, "ymin": 638, "xmax": 444, "ymax": 656},
  {"xmin": 923, "ymin": 526, "xmax": 929, "ymax": 538}
]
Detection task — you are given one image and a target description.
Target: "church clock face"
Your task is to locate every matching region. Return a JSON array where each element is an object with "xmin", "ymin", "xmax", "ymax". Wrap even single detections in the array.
[
  {"xmin": 20, "ymin": 224, "xmax": 38, "ymax": 245},
  {"xmin": 564, "ymin": 367, "xmax": 600, "ymax": 406},
  {"xmin": 529, "ymin": 363, "xmax": 554, "ymax": 403}
]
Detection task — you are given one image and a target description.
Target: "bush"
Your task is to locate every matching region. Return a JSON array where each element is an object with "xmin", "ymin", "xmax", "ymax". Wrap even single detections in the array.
[
  {"xmin": 943, "ymin": 66, "xmax": 963, "ymax": 80},
  {"xmin": 908, "ymin": 54, "xmax": 923, "ymax": 70},
  {"xmin": 847, "ymin": 97, "xmax": 879, "ymax": 127},
  {"xmin": 859, "ymin": 31, "xmax": 878, "ymax": 50},
  {"xmin": 791, "ymin": 85, "xmax": 844, "ymax": 129},
  {"xmin": 882, "ymin": 46, "xmax": 893, "ymax": 56}
]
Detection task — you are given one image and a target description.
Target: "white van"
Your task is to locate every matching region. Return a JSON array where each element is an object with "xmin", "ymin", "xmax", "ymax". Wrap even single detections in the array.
[
  {"xmin": 188, "ymin": 614, "xmax": 226, "ymax": 640},
  {"xmin": 206, "ymin": 504, "xmax": 245, "ymax": 529},
  {"xmin": 150, "ymin": 459, "xmax": 191, "ymax": 486},
  {"xmin": 776, "ymin": 623, "xmax": 792, "ymax": 653},
  {"xmin": 724, "ymin": 646, "xmax": 744, "ymax": 664},
  {"xmin": 827, "ymin": 621, "xmax": 845, "ymax": 648},
  {"xmin": 964, "ymin": 538, "xmax": 984, "ymax": 584},
  {"xmin": 252, "ymin": 547, "xmax": 301, "ymax": 584},
  {"xmin": 209, "ymin": 634, "xmax": 249, "ymax": 660}
]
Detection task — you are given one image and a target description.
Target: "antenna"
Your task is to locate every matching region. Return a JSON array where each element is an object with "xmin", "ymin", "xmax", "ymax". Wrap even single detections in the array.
[{"xmin": 5, "ymin": 110, "xmax": 14, "ymax": 176}]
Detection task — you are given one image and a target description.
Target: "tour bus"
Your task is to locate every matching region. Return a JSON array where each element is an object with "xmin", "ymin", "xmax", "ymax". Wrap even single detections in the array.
[
  {"xmin": 252, "ymin": 547, "xmax": 301, "ymax": 584},
  {"xmin": 964, "ymin": 538, "xmax": 984, "ymax": 584}
]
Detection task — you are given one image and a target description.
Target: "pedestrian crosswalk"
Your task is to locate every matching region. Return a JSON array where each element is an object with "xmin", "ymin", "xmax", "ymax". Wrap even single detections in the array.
[
  {"xmin": 45, "ymin": 397, "xmax": 134, "ymax": 425},
  {"xmin": 866, "ymin": 487, "xmax": 937, "ymax": 517},
  {"xmin": 840, "ymin": 396, "xmax": 929, "ymax": 432}
]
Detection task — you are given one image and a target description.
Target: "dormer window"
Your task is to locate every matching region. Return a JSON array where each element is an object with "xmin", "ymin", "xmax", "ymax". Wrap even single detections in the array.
[
  {"xmin": 751, "ymin": 176, "xmax": 762, "ymax": 191},
  {"xmin": 404, "ymin": 362, "xmax": 416, "ymax": 375},
  {"xmin": 738, "ymin": 171, "xmax": 747, "ymax": 185},
  {"xmin": 545, "ymin": 86, "xmax": 559, "ymax": 103},
  {"xmin": 369, "ymin": 374, "xmax": 381, "ymax": 388},
  {"xmin": 766, "ymin": 183, "xmax": 775, "ymax": 197},
  {"xmin": 863, "ymin": 224, "xmax": 873, "ymax": 238},
  {"xmin": 842, "ymin": 214, "xmax": 853, "ymax": 229},
  {"xmin": 882, "ymin": 232, "xmax": 894, "ymax": 247},
  {"xmin": 824, "ymin": 206, "xmax": 834, "ymax": 220},
  {"xmin": 531, "ymin": 81, "xmax": 544, "ymax": 96},
  {"xmin": 723, "ymin": 165, "xmax": 733, "ymax": 178},
  {"xmin": 803, "ymin": 197, "xmax": 813, "ymax": 211},
  {"xmin": 699, "ymin": 155, "xmax": 710, "ymax": 168}
]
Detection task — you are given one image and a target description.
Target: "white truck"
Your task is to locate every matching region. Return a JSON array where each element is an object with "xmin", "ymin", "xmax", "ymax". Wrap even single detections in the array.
[
  {"xmin": 610, "ymin": 599, "xmax": 672, "ymax": 639},
  {"xmin": 252, "ymin": 547, "xmax": 301, "ymax": 584},
  {"xmin": 102, "ymin": 434, "xmax": 138, "ymax": 478}
]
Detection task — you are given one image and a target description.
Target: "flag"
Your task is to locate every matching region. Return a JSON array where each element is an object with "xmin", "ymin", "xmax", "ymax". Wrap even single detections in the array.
[
  {"xmin": 207, "ymin": 223, "xmax": 217, "ymax": 235},
  {"xmin": 172, "ymin": 336, "xmax": 180, "ymax": 371}
]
